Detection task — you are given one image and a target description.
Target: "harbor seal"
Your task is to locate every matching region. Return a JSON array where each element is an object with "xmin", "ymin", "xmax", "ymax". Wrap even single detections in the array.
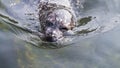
[{"xmin": 39, "ymin": 0, "xmax": 76, "ymax": 42}]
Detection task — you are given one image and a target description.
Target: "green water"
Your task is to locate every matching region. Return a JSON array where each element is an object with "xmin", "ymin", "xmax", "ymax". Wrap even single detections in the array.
[{"xmin": 1, "ymin": 0, "xmax": 120, "ymax": 68}]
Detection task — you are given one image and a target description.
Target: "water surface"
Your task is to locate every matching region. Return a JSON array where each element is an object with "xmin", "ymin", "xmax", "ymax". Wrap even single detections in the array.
[{"xmin": 0, "ymin": 0, "xmax": 120, "ymax": 68}]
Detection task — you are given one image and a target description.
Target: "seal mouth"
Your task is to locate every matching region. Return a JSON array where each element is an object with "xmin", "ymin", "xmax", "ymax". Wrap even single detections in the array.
[
  {"xmin": 45, "ymin": 36, "xmax": 56, "ymax": 42},
  {"xmin": 45, "ymin": 36, "xmax": 63, "ymax": 42}
]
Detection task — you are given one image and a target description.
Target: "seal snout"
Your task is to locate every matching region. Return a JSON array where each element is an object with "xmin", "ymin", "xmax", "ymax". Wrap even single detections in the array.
[{"xmin": 45, "ymin": 27, "xmax": 63, "ymax": 42}]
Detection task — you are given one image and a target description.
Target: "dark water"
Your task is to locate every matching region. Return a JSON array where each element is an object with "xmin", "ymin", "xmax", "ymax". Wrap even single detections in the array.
[{"xmin": 0, "ymin": 0, "xmax": 120, "ymax": 68}]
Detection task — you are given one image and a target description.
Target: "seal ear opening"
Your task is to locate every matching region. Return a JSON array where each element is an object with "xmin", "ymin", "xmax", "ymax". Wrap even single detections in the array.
[
  {"xmin": 69, "ymin": 22, "xmax": 75, "ymax": 30},
  {"xmin": 69, "ymin": 14, "xmax": 76, "ymax": 30}
]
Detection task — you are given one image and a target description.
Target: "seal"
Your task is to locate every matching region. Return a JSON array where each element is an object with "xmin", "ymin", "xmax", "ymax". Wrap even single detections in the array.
[{"xmin": 39, "ymin": 1, "xmax": 76, "ymax": 42}]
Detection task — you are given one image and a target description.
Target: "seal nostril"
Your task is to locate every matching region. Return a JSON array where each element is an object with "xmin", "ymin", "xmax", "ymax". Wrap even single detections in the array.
[{"xmin": 46, "ymin": 32, "xmax": 52, "ymax": 36}]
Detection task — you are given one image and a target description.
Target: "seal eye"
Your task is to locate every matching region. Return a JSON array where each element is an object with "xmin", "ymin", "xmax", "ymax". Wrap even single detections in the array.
[
  {"xmin": 59, "ymin": 27, "xmax": 68, "ymax": 31},
  {"xmin": 46, "ymin": 21, "xmax": 54, "ymax": 27}
]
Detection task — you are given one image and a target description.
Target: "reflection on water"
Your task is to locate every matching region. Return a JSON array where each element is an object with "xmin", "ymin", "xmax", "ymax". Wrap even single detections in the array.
[
  {"xmin": 0, "ymin": 30, "xmax": 18, "ymax": 68},
  {"xmin": 0, "ymin": 0, "xmax": 120, "ymax": 68}
]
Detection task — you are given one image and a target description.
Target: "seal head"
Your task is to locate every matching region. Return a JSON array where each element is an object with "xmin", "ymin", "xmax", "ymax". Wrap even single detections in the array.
[
  {"xmin": 43, "ymin": 9, "xmax": 75, "ymax": 42},
  {"xmin": 39, "ymin": 3, "xmax": 76, "ymax": 42}
]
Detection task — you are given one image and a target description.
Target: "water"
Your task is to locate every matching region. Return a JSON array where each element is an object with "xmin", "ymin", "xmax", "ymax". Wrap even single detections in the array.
[{"xmin": 0, "ymin": 0, "xmax": 120, "ymax": 68}]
